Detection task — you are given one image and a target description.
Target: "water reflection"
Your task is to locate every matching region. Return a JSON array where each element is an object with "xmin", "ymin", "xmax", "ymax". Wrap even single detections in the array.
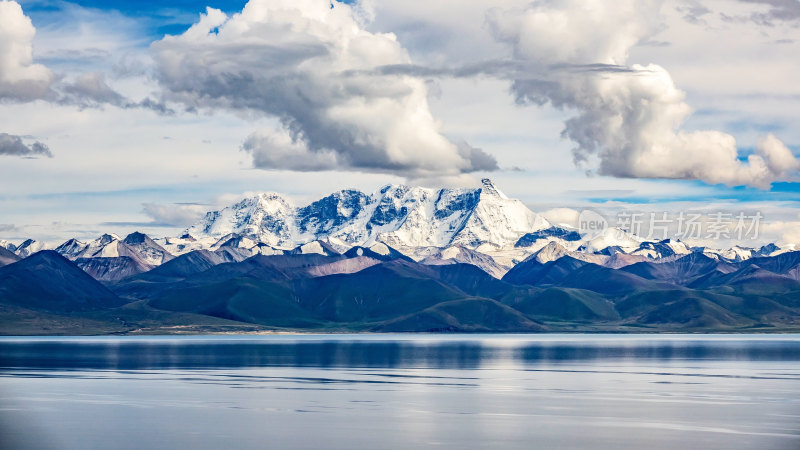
[
  {"xmin": 2, "ymin": 335, "xmax": 800, "ymax": 450},
  {"xmin": 2, "ymin": 335, "xmax": 800, "ymax": 370}
]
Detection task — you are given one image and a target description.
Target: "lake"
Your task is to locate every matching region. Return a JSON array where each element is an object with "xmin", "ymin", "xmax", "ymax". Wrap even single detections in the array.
[{"xmin": 1, "ymin": 334, "xmax": 799, "ymax": 449}]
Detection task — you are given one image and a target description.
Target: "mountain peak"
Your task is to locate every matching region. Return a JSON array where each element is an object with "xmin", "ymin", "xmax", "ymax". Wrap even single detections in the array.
[
  {"xmin": 480, "ymin": 178, "xmax": 508, "ymax": 199},
  {"xmin": 123, "ymin": 231, "xmax": 148, "ymax": 244},
  {"xmin": 247, "ymin": 192, "xmax": 294, "ymax": 213},
  {"xmin": 55, "ymin": 238, "xmax": 87, "ymax": 259},
  {"xmin": 0, "ymin": 240, "xmax": 17, "ymax": 252},
  {"xmin": 14, "ymin": 239, "xmax": 48, "ymax": 257},
  {"xmin": 531, "ymin": 240, "xmax": 568, "ymax": 263},
  {"xmin": 97, "ymin": 234, "xmax": 119, "ymax": 245},
  {"xmin": 180, "ymin": 180, "xmax": 549, "ymax": 254},
  {"xmin": 759, "ymin": 243, "xmax": 780, "ymax": 256},
  {"xmin": 256, "ymin": 191, "xmax": 291, "ymax": 202}
]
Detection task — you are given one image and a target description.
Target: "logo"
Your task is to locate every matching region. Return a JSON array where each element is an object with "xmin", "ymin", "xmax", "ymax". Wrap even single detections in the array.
[{"xmin": 578, "ymin": 209, "xmax": 608, "ymax": 239}]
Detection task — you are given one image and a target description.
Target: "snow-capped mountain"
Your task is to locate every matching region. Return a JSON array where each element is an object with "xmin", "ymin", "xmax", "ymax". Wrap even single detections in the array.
[
  {"xmin": 421, "ymin": 245, "xmax": 508, "ymax": 279},
  {"xmin": 184, "ymin": 178, "xmax": 550, "ymax": 254},
  {"xmin": 289, "ymin": 240, "xmax": 341, "ymax": 257},
  {"xmin": 515, "ymin": 227, "xmax": 582, "ymax": 248},
  {"xmin": 0, "ymin": 240, "xmax": 16, "ymax": 252},
  {"xmin": 55, "ymin": 238, "xmax": 87, "ymax": 259},
  {"xmin": 163, "ymin": 178, "xmax": 792, "ymax": 277},
  {"xmin": 14, "ymin": 239, "xmax": 50, "ymax": 258},
  {"xmin": 693, "ymin": 243, "xmax": 785, "ymax": 262},
  {"xmin": 524, "ymin": 241, "xmax": 608, "ymax": 266},
  {"xmin": 121, "ymin": 232, "xmax": 174, "ymax": 265},
  {"xmin": 628, "ymin": 239, "xmax": 692, "ymax": 259},
  {"xmin": 55, "ymin": 232, "xmax": 174, "ymax": 267},
  {"xmin": 1, "ymin": 179, "xmax": 793, "ymax": 282}
]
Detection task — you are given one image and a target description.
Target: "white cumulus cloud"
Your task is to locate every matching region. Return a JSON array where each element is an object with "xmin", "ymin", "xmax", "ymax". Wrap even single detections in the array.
[
  {"xmin": 0, "ymin": 1, "xmax": 166, "ymax": 113},
  {"xmin": 0, "ymin": 0, "xmax": 54, "ymax": 101},
  {"xmin": 151, "ymin": 0, "xmax": 497, "ymax": 178},
  {"xmin": 487, "ymin": 0, "xmax": 800, "ymax": 188}
]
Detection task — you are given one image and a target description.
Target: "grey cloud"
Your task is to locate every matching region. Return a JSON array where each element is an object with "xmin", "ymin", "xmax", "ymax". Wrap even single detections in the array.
[
  {"xmin": 676, "ymin": 2, "xmax": 712, "ymax": 25},
  {"xmin": 60, "ymin": 72, "xmax": 126, "ymax": 107},
  {"xmin": 365, "ymin": 60, "xmax": 524, "ymax": 78},
  {"xmin": 242, "ymin": 130, "xmax": 340, "ymax": 172},
  {"xmin": 727, "ymin": 0, "xmax": 800, "ymax": 25},
  {"xmin": 742, "ymin": 0, "xmax": 800, "ymax": 19},
  {"xmin": 0, "ymin": 133, "xmax": 52, "ymax": 158},
  {"xmin": 56, "ymin": 72, "xmax": 174, "ymax": 114},
  {"xmin": 128, "ymin": 97, "xmax": 174, "ymax": 115},
  {"xmin": 456, "ymin": 142, "xmax": 498, "ymax": 171},
  {"xmin": 510, "ymin": 79, "xmax": 560, "ymax": 106},
  {"xmin": 351, "ymin": 61, "xmax": 637, "ymax": 86},
  {"xmin": 0, "ymin": 78, "xmax": 53, "ymax": 103},
  {"xmin": 112, "ymin": 52, "xmax": 155, "ymax": 79},
  {"xmin": 551, "ymin": 63, "xmax": 641, "ymax": 74},
  {"xmin": 241, "ymin": 129, "xmax": 498, "ymax": 175}
]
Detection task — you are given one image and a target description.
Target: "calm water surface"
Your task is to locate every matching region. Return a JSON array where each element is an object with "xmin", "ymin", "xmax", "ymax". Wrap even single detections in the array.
[{"xmin": 1, "ymin": 334, "xmax": 799, "ymax": 449}]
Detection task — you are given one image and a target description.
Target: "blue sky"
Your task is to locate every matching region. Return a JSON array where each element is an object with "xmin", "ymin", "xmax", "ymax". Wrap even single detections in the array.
[
  {"xmin": 18, "ymin": 0, "xmax": 249, "ymax": 37},
  {"xmin": 1, "ymin": 0, "xmax": 799, "ymax": 246}
]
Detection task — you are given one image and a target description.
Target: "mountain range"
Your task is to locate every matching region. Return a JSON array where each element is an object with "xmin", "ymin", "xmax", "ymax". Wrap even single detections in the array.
[{"xmin": 1, "ymin": 179, "xmax": 799, "ymax": 334}]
